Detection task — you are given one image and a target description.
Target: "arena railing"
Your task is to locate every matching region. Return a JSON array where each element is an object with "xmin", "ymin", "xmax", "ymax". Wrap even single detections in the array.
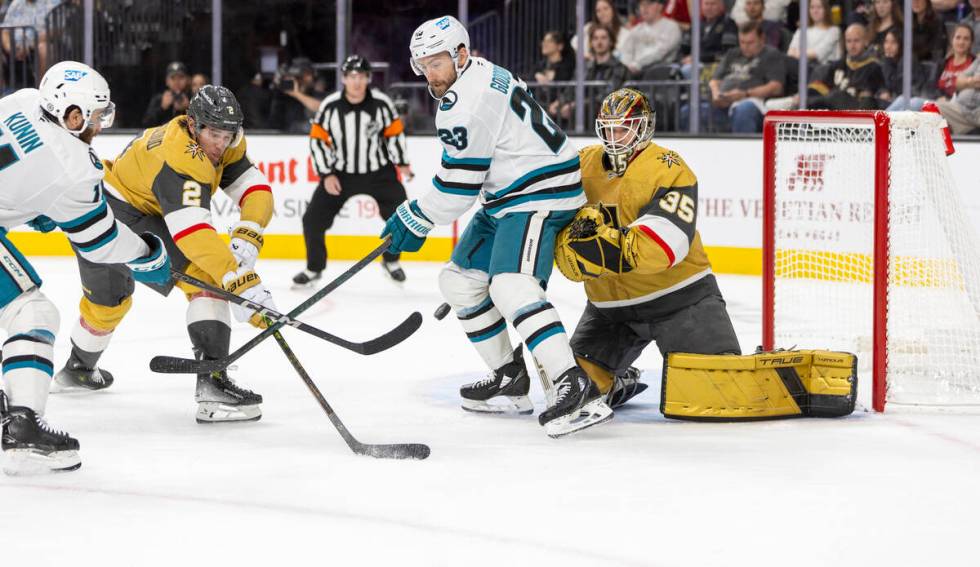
[{"xmin": 0, "ymin": 25, "xmax": 40, "ymax": 94}]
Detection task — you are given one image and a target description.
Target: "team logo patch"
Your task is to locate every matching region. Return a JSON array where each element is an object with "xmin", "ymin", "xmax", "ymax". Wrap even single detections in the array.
[
  {"xmin": 435, "ymin": 16, "xmax": 451, "ymax": 29},
  {"xmin": 64, "ymin": 69, "xmax": 88, "ymax": 82},
  {"xmin": 364, "ymin": 119, "xmax": 383, "ymax": 138},
  {"xmin": 439, "ymin": 90, "xmax": 458, "ymax": 111},
  {"xmin": 88, "ymin": 148, "xmax": 103, "ymax": 170},
  {"xmin": 658, "ymin": 151, "xmax": 681, "ymax": 169},
  {"xmin": 185, "ymin": 141, "xmax": 206, "ymax": 160}
]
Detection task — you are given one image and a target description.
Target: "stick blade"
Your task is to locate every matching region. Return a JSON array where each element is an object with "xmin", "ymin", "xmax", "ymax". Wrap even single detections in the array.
[
  {"xmin": 357, "ymin": 311, "xmax": 423, "ymax": 355},
  {"xmin": 356, "ymin": 442, "xmax": 431, "ymax": 460},
  {"xmin": 150, "ymin": 355, "xmax": 211, "ymax": 374}
]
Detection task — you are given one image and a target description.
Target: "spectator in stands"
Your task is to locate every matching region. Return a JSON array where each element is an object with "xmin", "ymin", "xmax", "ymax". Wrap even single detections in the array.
[
  {"xmin": 963, "ymin": 0, "xmax": 980, "ymax": 54},
  {"xmin": 890, "ymin": 23, "xmax": 976, "ymax": 109},
  {"xmin": 878, "ymin": 29, "xmax": 928, "ymax": 109},
  {"xmin": 681, "ymin": 0, "xmax": 738, "ymax": 71},
  {"xmin": 269, "ymin": 57, "xmax": 327, "ymax": 133},
  {"xmin": 237, "ymin": 72, "xmax": 272, "ymax": 130},
  {"xmin": 664, "ymin": 0, "xmax": 692, "ymax": 30},
  {"xmin": 867, "ymin": 0, "xmax": 903, "ymax": 54},
  {"xmin": 550, "ymin": 25, "xmax": 629, "ymax": 123},
  {"xmin": 572, "ymin": 0, "xmax": 631, "ymax": 60},
  {"xmin": 191, "ymin": 73, "xmax": 209, "ymax": 96},
  {"xmin": 807, "ymin": 23, "xmax": 885, "ymax": 110},
  {"xmin": 2, "ymin": 0, "xmax": 62, "ymax": 82},
  {"xmin": 932, "ymin": 0, "xmax": 961, "ymax": 24},
  {"xmin": 912, "ymin": 0, "xmax": 947, "ymax": 62},
  {"xmin": 731, "ymin": 0, "xmax": 792, "ymax": 26},
  {"xmin": 534, "ymin": 30, "xmax": 575, "ymax": 85},
  {"xmin": 935, "ymin": 55, "xmax": 980, "ymax": 133},
  {"xmin": 141, "ymin": 61, "xmax": 191, "ymax": 128},
  {"xmin": 741, "ymin": 0, "xmax": 789, "ymax": 51},
  {"xmin": 619, "ymin": 0, "xmax": 683, "ymax": 77},
  {"xmin": 787, "ymin": 0, "xmax": 842, "ymax": 65},
  {"xmin": 704, "ymin": 21, "xmax": 786, "ymax": 132}
]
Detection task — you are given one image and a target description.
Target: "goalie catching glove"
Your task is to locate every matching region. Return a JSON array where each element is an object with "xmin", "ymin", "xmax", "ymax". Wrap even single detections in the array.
[
  {"xmin": 222, "ymin": 267, "xmax": 277, "ymax": 328},
  {"xmin": 555, "ymin": 204, "xmax": 639, "ymax": 281},
  {"xmin": 229, "ymin": 221, "xmax": 264, "ymax": 270}
]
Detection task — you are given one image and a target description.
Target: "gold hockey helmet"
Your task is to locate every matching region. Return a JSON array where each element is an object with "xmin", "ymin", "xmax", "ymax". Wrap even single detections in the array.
[{"xmin": 595, "ymin": 88, "xmax": 655, "ymax": 174}]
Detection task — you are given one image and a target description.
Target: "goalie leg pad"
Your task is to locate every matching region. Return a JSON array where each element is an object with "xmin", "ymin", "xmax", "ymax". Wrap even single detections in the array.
[{"xmin": 661, "ymin": 350, "xmax": 857, "ymax": 420}]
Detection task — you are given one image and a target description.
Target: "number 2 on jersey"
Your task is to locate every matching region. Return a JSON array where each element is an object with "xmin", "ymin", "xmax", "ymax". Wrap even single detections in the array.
[
  {"xmin": 182, "ymin": 180, "xmax": 202, "ymax": 206},
  {"xmin": 509, "ymin": 86, "xmax": 566, "ymax": 154}
]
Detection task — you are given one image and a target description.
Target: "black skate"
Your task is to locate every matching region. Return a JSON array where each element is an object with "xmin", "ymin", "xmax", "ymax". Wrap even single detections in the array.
[
  {"xmin": 1, "ymin": 394, "xmax": 81, "ymax": 475},
  {"xmin": 51, "ymin": 361, "xmax": 114, "ymax": 393},
  {"xmin": 538, "ymin": 367, "xmax": 613, "ymax": 438},
  {"xmin": 292, "ymin": 269, "xmax": 322, "ymax": 289},
  {"xmin": 195, "ymin": 370, "xmax": 263, "ymax": 423},
  {"xmin": 381, "ymin": 260, "xmax": 406, "ymax": 283},
  {"xmin": 460, "ymin": 346, "xmax": 533, "ymax": 414},
  {"xmin": 606, "ymin": 367, "xmax": 648, "ymax": 409}
]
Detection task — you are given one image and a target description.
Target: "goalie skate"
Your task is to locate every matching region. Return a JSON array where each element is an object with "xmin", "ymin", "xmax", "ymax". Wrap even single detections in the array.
[
  {"xmin": 1, "ymin": 396, "xmax": 80, "ymax": 475},
  {"xmin": 460, "ymin": 347, "xmax": 533, "ymax": 414},
  {"xmin": 539, "ymin": 367, "xmax": 613, "ymax": 438},
  {"xmin": 606, "ymin": 367, "xmax": 648, "ymax": 409}
]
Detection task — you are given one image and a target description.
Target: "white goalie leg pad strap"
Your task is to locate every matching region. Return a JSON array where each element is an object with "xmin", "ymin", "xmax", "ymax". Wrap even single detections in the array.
[
  {"xmin": 489, "ymin": 273, "xmax": 575, "ymax": 381},
  {"xmin": 0, "ymin": 289, "xmax": 59, "ymax": 414},
  {"xmin": 439, "ymin": 263, "xmax": 513, "ymax": 370},
  {"xmin": 186, "ymin": 293, "xmax": 231, "ymax": 327}
]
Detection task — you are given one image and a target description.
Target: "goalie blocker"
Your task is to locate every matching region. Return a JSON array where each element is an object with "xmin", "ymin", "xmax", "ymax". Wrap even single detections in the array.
[{"xmin": 661, "ymin": 350, "xmax": 857, "ymax": 420}]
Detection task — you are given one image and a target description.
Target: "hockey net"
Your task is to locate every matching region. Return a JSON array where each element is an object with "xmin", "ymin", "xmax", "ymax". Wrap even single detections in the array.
[{"xmin": 762, "ymin": 111, "xmax": 980, "ymax": 411}]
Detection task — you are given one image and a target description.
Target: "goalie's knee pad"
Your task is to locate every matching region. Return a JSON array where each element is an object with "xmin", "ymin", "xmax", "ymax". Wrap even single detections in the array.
[{"xmin": 661, "ymin": 350, "xmax": 858, "ymax": 420}]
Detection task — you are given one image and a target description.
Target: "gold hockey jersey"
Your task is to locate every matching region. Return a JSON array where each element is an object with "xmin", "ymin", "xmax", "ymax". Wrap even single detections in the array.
[
  {"xmin": 578, "ymin": 143, "xmax": 714, "ymax": 312},
  {"xmin": 103, "ymin": 116, "xmax": 273, "ymax": 284}
]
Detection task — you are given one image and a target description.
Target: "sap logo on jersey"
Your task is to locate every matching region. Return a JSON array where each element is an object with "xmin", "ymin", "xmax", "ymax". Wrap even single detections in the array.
[
  {"xmin": 435, "ymin": 17, "xmax": 451, "ymax": 30},
  {"xmin": 439, "ymin": 91, "xmax": 458, "ymax": 111},
  {"xmin": 64, "ymin": 69, "xmax": 88, "ymax": 82}
]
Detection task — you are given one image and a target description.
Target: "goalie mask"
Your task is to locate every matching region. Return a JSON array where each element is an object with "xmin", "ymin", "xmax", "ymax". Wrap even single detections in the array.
[{"xmin": 595, "ymin": 88, "xmax": 655, "ymax": 176}]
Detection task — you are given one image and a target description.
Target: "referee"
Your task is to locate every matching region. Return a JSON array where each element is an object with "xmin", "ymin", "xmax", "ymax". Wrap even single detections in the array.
[{"xmin": 295, "ymin": 55, "xmax": 414, "ymax": 287}]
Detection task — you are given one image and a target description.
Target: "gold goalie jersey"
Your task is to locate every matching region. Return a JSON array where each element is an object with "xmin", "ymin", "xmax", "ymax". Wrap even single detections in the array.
[
  {"xmin": 102, "ymin": 116, "xmax": 273, "ymax": 284},
  {"xmin": 576, "ymin": 142, "xmax": 712, "ymax": 311}
]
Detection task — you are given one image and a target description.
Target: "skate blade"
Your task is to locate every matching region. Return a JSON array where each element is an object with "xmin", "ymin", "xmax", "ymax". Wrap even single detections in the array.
[
  {"xmin": 545, "ymin": 398, "xmax": 614, "ymax": 439},
  {"xmin": 461, "ymin": 395, "xmax": 534, "ymax": 415},
  {"xmin": 49, "ymin": 378, "xmax": 109, "ymax": 394},
  {"xmin": 3, "ymin": 449, "xmax": 81, "ymax": 476},
  {"xmin": 380, "ymin": 267, "xmax": 406, "ymax": 287},
  {"xmin": 196, "ymin": 402, "xmax": 262, "ymax": 423},
  {"xmin": 291, "ymin": 282, "xmax": 316, "ymax": 291}
]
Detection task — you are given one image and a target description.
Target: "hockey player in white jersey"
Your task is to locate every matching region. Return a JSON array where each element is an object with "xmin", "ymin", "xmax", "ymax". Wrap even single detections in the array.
[
  {"xmin": 382, "ymin": 15, "xmax": 612, "ymax": 437},
  {"xmin": 0, "ymin": 61, "xmax": 170, "ymax": 474}
]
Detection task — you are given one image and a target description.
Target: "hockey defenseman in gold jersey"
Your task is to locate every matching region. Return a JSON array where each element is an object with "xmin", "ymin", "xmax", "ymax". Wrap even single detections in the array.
[
  {"xmin": 52, "ymin": 86, "xmax": 277, "ymax": 424},
  {"xmin": 555, "ymin": 88, "xmax": 741, "ymax": 409}
]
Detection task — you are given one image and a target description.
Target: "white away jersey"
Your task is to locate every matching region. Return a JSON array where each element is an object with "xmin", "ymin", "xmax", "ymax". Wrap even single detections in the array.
[
  {"xmin": 416, "ymin": 57, "xmax": 585, "ymax": 223},
  {"xmin": 0, "ymin": 89, "xmax": 147, "ymax": 264}
]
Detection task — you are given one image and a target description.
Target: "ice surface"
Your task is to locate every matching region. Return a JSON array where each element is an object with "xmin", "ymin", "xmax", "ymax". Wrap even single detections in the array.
[{"xmin": 1, "ymin": 258, "xmax": 977, "ymax": 566}]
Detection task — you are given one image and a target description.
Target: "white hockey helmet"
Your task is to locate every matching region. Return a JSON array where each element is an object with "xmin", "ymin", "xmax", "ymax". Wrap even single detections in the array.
[
  {"xmin": 39, "ymin": 61, "xmax": 115, "ymax": 134},
  {"xmin": 409, "ymin": 15, "xmax": 470, "ymax": 75}
]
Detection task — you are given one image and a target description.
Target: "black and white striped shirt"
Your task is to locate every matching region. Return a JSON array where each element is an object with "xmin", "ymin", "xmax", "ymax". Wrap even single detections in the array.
[{"xmin": 309, "ymin": 88, "xmax": 409, "ymax": 176}]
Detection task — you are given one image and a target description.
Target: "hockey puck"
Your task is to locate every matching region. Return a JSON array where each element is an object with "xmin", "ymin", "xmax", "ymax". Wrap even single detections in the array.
[{"xmin": 433, "ymin": 303, "xmax": 451, "ymax": 320}]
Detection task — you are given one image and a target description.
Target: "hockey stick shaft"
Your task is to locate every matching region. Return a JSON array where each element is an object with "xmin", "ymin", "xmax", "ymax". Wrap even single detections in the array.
[
  {"xmin": 150, "ymin": 237, "xmax": 392, "ymax": 374},
  {"xmin": 270, "ymin": 325, "xmax": 430, "ymax": 460},
  {"xmin": 169, "ymin": 270, "xmax": 421, "ymax": 355}
]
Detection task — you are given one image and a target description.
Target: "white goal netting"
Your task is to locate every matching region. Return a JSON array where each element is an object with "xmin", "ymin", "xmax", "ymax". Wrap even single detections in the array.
[{"xmin": 768, "ymin": 112, "xmax": 980, "ymax": 408}]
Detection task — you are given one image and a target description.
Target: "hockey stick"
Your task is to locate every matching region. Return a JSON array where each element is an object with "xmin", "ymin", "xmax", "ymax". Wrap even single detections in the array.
[
  {"xmin": 168, "ymin": 270, "xmax": 421, "ymax": 356},
  {"xmin": 150, "ymin": 237, "xmax": 406, "ymax": 374},
  {"xmin": 270, "ymin": 323, "xmax": 430, "ymax": 460}
]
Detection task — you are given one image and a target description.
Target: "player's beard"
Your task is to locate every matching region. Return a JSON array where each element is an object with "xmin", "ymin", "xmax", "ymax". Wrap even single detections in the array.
[
  {"xmin": 78, "ymin": 125, "xmax": 98, "ymax": 144},
  {"xmin": 428, "ymin": 69, "xmax": 457, "ymax": 98}
]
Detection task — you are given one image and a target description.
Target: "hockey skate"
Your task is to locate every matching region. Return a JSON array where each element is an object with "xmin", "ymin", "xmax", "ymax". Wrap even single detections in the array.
[
  {"xmin": 1, "ymin": 393, "xmax": 81, "ymax": 475},
  {"xmin": 291, "ymin": 269, "xmax": 322, "ymax": 289},
  {"xmin": 381, "ymin": 260, "xmax": 406, "ymax": 284},
  {"xmin": 538, "ymin": 367, "xmax": 613, "ymax": 438},
  {"xmin": 460, "ymin": 346, "xmax": 534, "ymax": 414},
  {"xmin": 606, "ymin": 367, "xmax": 648, "ymax": 409},
  {"xmin": 195, "ymin": 370, "xmax": 263, "ymax": 423},
  {"xmin": 51, "ymin": 360, "xmax": 114, "ymax": 393}
]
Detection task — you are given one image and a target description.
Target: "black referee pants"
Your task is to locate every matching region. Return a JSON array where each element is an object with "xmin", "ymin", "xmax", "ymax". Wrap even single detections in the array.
[{"xmin": 302, "ymin": 166, "xmax": 407, "ymax": 272}]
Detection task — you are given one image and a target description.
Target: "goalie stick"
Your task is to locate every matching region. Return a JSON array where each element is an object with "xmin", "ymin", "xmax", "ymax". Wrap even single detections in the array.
[
  {"xmin": 270, "ymin": 324, "xmax": 430, "ymax": 460},
  {"xmin": 150, "ymin": 237, "xmax": 415, "ymax": 374},
  {"xmin": 168, "ymin": 270, "xmax": 420, "ymax": 355}
]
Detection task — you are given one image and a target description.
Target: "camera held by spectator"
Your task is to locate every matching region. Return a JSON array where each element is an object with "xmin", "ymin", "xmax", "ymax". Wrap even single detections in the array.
[{"xmin": 142, "ymin": 61, "xmax": 192, "ymax": 128}]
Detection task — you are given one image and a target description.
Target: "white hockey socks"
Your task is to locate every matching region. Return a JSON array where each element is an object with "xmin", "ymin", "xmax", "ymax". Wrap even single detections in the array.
[{"xmin": 439, "ymin": 264, "xmax": 513, "ymax": 370}]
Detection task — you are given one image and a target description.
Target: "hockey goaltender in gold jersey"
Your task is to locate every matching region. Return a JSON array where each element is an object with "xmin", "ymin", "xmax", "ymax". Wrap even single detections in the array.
[{"xmin": 554, "ymin": 88, "xmax": 857, "ymax": 420}]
